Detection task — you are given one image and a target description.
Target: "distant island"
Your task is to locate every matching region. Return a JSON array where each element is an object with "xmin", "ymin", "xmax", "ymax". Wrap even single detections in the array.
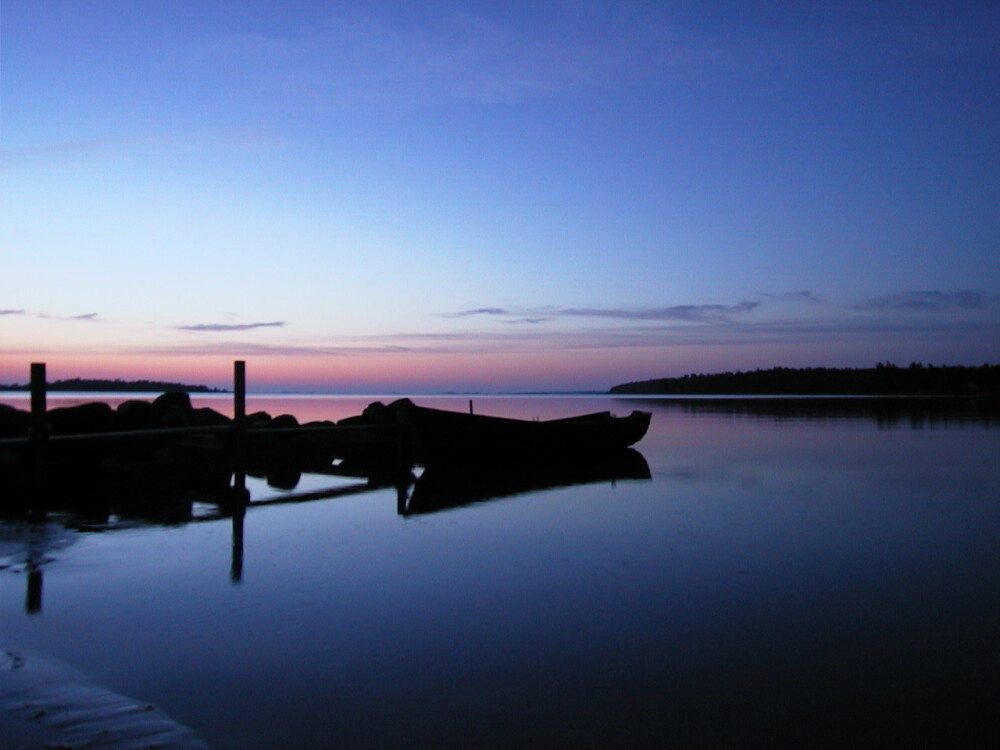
[
  {"xmin": 0, "ymin": 378, "xmax": 225, "ymax": 393},
  {"xmin": 609, "ymin": 363, "xmax": 1000, "ymax": 396}
]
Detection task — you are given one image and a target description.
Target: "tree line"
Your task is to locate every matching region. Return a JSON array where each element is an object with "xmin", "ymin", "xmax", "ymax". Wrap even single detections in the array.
[
  {"xmin": 609, "ymin": 363, "xmax": 1000, "ymax": 396},
  {"xmin": 0, "ymin": 378, "xmax": 224, "ymax": 393}
]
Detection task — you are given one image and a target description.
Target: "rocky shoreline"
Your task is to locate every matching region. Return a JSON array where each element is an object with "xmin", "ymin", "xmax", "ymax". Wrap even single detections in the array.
[{"xmin": 0, "ymin": 393, "xmax": 403, "ymax": 521}]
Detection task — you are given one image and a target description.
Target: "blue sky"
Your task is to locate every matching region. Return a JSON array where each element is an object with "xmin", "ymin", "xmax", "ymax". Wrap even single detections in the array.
[{"xmin": 2, "ymin": 1, "xmax": 998, "ymax": 392}]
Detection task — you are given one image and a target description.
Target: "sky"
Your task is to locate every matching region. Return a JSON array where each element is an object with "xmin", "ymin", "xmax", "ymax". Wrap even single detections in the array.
[{"xmin": 2, "ymin": 1, "xmax": 998, "ymax": 393}]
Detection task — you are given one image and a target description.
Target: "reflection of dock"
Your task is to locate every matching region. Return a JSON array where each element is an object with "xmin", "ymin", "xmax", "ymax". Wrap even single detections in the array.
[{"xmin": 5, "ymin": 447, "xmax": 650, "ymax": 612}]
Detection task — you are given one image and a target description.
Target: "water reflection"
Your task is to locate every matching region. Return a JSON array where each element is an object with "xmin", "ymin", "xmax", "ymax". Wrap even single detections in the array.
[
  {"xmin": 402, "ymin": 449, "xmax": 650, "ymax": 516},
  {"xmin": 4, "ymin": 448, "xmax": 652, "ymax": 611},
  {"xmin": 0, "ymin": 523, "xmax": 76, "ymax": 615},
  {"xmin": 623, "ymin": 395, "xmax": 1000, "ymax": 427},
  {"xmin": 1, "ymin": 397, "xmax": 997, "ymax": 749},
  {"xmin": 230, "ymin": 506, "xmax": 244, "ymax": 584}
]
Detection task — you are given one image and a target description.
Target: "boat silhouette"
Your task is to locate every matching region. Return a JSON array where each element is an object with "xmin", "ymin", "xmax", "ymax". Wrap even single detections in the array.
[
  {"xmin": 400, "ymin": 448, "xmax": 651, "ymax": 516},
  {"xmin": 386, "ymin": 398, "xmax": 651, "ymax": 460}
]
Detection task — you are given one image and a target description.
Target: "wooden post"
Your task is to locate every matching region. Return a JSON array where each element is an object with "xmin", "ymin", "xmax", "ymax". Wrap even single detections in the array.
[
  {"xmin": 232, "ymin": 361, "xmax": 248, "ymax": 504},
  {"xmin": 29, "ymin": 363, "xmax": 48, "ymax": 519}
]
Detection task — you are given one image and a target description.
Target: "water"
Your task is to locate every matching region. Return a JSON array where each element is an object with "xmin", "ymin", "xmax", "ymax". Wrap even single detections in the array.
[{"xmin": 2, "ymin": 395, "xmax": 998, "ymax": 748}]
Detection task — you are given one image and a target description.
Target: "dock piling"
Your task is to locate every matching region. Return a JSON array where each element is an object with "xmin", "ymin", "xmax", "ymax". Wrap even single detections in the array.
[
  {"xmin": 231, "ymin": 360, "xmax": 249, "ymax": 504},
  {"xmin": 29, "ymin": 363, "xmax": 48, "ymax": 519}
]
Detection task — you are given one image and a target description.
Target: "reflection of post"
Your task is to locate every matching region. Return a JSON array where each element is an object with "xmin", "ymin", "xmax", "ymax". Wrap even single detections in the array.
[
  {"xmin": 232, "ymin": 360, "xmax": 249, "ymax": 503},
  {"xmin": 26, "ymin": 562, "xmax": 43, "ymax": 614},
  {"xmin": 396, "ymin": 481, "xmax": 409, "ymax": 515},
  {"xmin": 29, "ymin": 363, "xmax": 48, "ymax": 520},
  {"xmin": 230, "ymin": 505, "xmax": 245, "ymax": 584}
]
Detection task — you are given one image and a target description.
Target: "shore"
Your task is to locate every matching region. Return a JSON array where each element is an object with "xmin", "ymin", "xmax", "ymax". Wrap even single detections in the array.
[{"xmin": 1, "ymin": 643, "xmax": 209, "ymax": 749}]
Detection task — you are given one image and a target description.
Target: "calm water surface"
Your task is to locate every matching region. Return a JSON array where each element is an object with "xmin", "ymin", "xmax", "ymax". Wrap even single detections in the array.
[{"xmin": 1, "ymin": 395, "xmax": 998, "ymax": 748}]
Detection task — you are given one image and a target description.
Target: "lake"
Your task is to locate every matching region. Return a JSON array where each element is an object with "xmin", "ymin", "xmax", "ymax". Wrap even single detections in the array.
[{"xmin": 1, "ymin": 395, "xmax": 998, "ymax": 748}]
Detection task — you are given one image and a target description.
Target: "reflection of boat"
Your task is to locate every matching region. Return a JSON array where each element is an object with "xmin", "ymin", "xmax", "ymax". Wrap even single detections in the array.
[
  {"xmin": 390, "ymin": 399, "xmax": 651, "ymax": 459},
  {"xmin": 401, "ymin": 449, "xmax": 651, "ymax": 516}
]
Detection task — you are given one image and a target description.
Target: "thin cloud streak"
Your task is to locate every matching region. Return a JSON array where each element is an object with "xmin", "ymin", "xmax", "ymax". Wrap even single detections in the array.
[
  {"xmin": 118, "ymin": 311, "xmax": 1000, "ymax": 359},
  {"xmin": 446, "ymin": 301, "xmax": 760, "ymax": 323},
  {"xmin": 176, "ymin": 321, "xmax": 287, "ymax": 332},
  {"xmin": 8, "ymin": 315, "xmax": 996, "ymax": 366},
  {"xmin": 560, "ymin": 301, "xmax": 759, "ymax": 322},
  {"xmin": 761, "ymin": 291, "xmax": 825, "ymax": 304},
  {"xmin": 33, "ymin": 312, "xmax": 101, "ymax": 322},
  {"xmin": 448, "ymin": 308, "xmax": 509, "ymax": 317},
  {"xmin": 853, "ymin": 290, "xmax": 998, "ymax": 312}
]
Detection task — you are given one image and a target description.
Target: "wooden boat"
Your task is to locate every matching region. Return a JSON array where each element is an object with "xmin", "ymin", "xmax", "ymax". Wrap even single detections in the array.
[{"xmin": 387, "ymin": 398, "xmax": 651, "ymax": 459}]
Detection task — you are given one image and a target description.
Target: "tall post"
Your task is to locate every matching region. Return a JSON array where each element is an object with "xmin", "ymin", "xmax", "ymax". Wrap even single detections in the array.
[
  {"xmin": 232, "ymin": 361, "xmax": 248, "ymax": 504},
  {"xmin": 29, "ymin": 363, "xmax": 48, "ymax": 519}
]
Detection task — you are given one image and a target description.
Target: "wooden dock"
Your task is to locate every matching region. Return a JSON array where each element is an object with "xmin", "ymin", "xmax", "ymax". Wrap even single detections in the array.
[{"xmin": 0, "ymin": 361, "xmax": 408, "ymax": 519}]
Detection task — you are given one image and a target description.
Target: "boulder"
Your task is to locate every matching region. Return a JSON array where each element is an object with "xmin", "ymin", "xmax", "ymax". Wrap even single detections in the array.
[
  {"xmin": 151, "ymin": 392, "xmax": 193, "ymax": 428},
  {"xmin": 268, "ymin": 414, "xmax": 299, "ymax": 429},
  {"xmin": 116, "ymin": 399, "xmax": 154, "ymax": 430},
  {"xmin": 246, "ymin": 411, "xmax": 272, "ymax": 428},
  {"xmin": 192, "ymin": 407, "xmax": 231, "ymax": 427},
  {"xmin": 0, "ymin": 404, "xmax": 30, "ymax": 438},
  {"xmin": 47, "ymin": 402, "xmax": 118, "ymax": 435},
  {"xmin": 363, "ymin": 401, "xmax": 392, "ymax": 423}
]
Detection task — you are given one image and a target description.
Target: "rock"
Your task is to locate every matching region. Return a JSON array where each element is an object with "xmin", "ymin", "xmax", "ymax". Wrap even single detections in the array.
[
  {"xmin": 151, "ymin": 392, "xmax": 193, "ymax": 428},
  {"xmin": 336, "ymin": 414, "xmax": 368, "ymax": 426},
  {"xmin": 116, "ymin": 400, "xmax": 153, "ymax": 430},
  {"xmin": 266, "ymin": 470, "xmax": 301, "ymax": 490},
  {"xmin": 246, "ymin": 411, "xmax": 272, "ymax": 428},
  {"xmin": 47, "ymin": 402, "xmax": 118, "ymax": 435},
  {"xmin": 0, "ymin": 404, "xmax": 30, "ymax": 438},
  {"xmin": 268, "ymin": 414, "xmax": 299, "ymax": 429},
  {"xmin": 192, "ymin": 407, "xmax": 231, "ymax": 427},
  {"xmin": 0, "ymin": 449, "xmax": 28, "ymax": 493},
  {"xmin": 344, "ymin": 401, "xmax": 396, "ymax": 425}
]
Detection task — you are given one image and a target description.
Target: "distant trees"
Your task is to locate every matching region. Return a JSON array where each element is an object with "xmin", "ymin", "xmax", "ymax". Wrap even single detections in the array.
[
  {"xmin": 609, "ymin": 364, "xmax": 1000, "ymax": 396},
  {"xmin": 0, "ymin": 378, "xmax": 223, "ymax": 393}
]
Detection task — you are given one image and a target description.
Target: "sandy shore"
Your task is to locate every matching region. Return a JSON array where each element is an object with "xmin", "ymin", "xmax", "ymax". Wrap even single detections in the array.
[{"xmin": 1, "ymin": 646, "xmax": 210, "ymax": 750}]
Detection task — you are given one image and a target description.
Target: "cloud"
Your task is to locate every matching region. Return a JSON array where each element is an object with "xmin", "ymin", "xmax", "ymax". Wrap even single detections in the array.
[
  {"xmin": 853, "ymin": 290, "xmax": 997, "ymax": 312},
  {"xmin": 446, "ymin": 308, "xmax": 510, "ymax": 317},
  {"xmin": 761, "ymin": 291, "xmax": 824, "ymax": 304},
  {"xmin": 16, "ymin": 308, "xmax": 998, "ymax": 365},
  {"xmin": 0, "ymin": 309, "xmax": 26, "ymax": 315},
  {"xmin": 560, "ymin": 301, "xmax": 759, "ymax": 322},
  {"xmin": 447, "ymin": 301, "xmax": 760, "ymax": 323},
  {"xmin": 176, "ymin": 321, "xmax": 287, "ymax": 332},
  {"xmin": 34, "ymin": 311, "xmax": 100, "ymax": 321}
]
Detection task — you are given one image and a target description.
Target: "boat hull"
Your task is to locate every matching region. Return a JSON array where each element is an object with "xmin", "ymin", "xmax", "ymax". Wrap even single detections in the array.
[{"xmin": 389, "ymin": 399, "xmax": 651, "ymax": 460}]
